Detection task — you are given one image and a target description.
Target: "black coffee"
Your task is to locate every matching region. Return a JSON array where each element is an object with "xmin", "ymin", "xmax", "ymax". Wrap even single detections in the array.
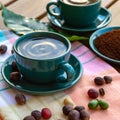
[
  {"xmin": 17, "ymin": 37, "xmax": 67, "ymax": 59},
  {"xmin": 62, "ymin": 0, "xmax": 98, "ymax": 6}
]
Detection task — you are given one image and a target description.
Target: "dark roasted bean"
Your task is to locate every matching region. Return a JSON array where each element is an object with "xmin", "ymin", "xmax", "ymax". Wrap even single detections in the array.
[
  {"xmin": 94, "ymin": 77, "xmax": 104, "ymax": 85},
  {"xmin": 104, "ymin": 76, "xmax": 112, "ymax": 84},
  {"xmin": 0, "ymin": 45, "xmax": 7, "ymax": 54},
  {"xmin": 10, "ymin": 72, "xmax": 21, "ymax": 81},
  {"xmin": 12, "ymin": 61, "xmax": 19, "ymax": 71},
  {"xmin": 99, "ymin": 88, "xmax": 105, "ymax": 96},
  {"xmin": 15, "ymin": 93, "xmax": 26, "ymax": 105}
]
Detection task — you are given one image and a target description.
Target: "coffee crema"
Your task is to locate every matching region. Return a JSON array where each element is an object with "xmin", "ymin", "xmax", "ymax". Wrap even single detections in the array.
[
  {"xmin": 17, "ymin": 37, "xmax": 67, "ymax": 59},
  {"xmin": 62, "ymin": 0, "xmax": 98, "ymax": 6}
]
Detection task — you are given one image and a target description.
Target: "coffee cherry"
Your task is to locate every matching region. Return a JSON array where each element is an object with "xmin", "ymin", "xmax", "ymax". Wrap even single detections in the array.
[
  {"xmin": 63, "ymin": 104, "xmax": 73, "ymax": 115},
  {"xmin": 80, "ymin": 110, "xmax": 90, "ymax": 120},
  {"xmin": 94, "ymin": 77, "xmax": 104, "ymax": 85},
  {"xmin": 88, "ymin": 99, "xmax": 99, "ymax": 109},
  {"xmin": 74, "ymin": 106, "xmax": 85, "ymax": 112},
  {"xmin": 41, "ymin": 108, "xmax": 52, "ymax": 119},
  {"xmin": 68, "ymin": 109, "xmax": 80, "ymax": 120},
  {"xmin": 104, "ymin": 76, "xmax": 112, "ymax": 84},
  {"xmin": 87, "ymin": 88, "xmax": 98, "ymax": 99},
  {"xmin": 15, "ymin": 93, "xmax": 26, "ymax": 105},
  {"xmin": 98, "ymin": 100, "xmax": 109, "ymax": 110},
  {"xmin": 0, "ymin": 44, "xmax": 7, "ymax": 54},
  {"xmin": 31, "ymin": 110, "xmax": 41, "ymax": 120},
  {"xmin": 12, "ymin": 61, "xmax": 19, "ymax": 72},
  {"xmin": 10, "ymin": 72, "xmax": 22, "ymax": 81},
  {"xmin": 23, "ymin": 115, "xmax": 35, "ymax": 120}
]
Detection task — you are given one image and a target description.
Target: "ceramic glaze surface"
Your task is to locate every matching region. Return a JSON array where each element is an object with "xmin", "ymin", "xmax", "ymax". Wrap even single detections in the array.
[
  {"xmin": 63, "ymin": 0, "xmax": 98, "ymax": 6},
  {"xmin": 17, "ymin": 37, "xmax": 67, "ymax": 59},
  {"xmin": 1, "ymin": 54, "xmax": 83, "ymax": 94}
]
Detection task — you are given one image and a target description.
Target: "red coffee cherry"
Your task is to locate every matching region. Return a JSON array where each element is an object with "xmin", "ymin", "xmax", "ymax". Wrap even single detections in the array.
[
  {"xmin": 87, "ymin": 88, "xmax": 99, "ymax": 99},
  {"xmin": 41, "ymin": 108, "xmax": 52, "ymax": 119}
]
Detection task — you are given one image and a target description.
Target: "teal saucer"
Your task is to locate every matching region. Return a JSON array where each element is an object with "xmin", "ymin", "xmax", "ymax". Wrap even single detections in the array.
[
  {"xmin": 1, "ymin": 54, "xmax": 83, "ymax": 94},
  {"xmin": 47, "ymin": 7, "xmax": 112, "ymax": 32}
]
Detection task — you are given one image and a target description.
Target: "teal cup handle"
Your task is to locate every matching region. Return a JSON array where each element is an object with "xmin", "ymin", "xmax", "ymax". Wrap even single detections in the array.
[
  {"xmin": 56, "ymin": 62, "xmax": 75, "ymax": 82},
  {"xmin": 46, "ymin": 2, "xmax": 61, "ymax": 18}
]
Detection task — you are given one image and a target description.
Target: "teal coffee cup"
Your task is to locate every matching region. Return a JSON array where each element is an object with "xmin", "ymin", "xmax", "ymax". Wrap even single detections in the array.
[
  {"xmin": 46, "ymin": 0, "xmax": 101, "ymax": 27},
  {"xmin": 13, "ymin": 32, "xmax": 75, "ymax": 84}
]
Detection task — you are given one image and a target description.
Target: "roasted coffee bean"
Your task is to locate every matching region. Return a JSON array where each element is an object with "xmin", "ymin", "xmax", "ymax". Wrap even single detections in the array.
[
  {"xmin": 23, "ymin": 115, "xmax": 35, "ymax": 120},
  {"xmin": 0, "ymin": 45, "xmax": 7, "ymax": 54},
  {"xmin": 68, "ymin": 109, "xmax": 80, "ymax": 120},
  {"xmin": 31, "ymin": 110, "xmax": 41, "ymax": 120},
  {"xmin": 74, "ymin": 106, "xmax": 85, "ymax": 112},
  {"xmin": 99, "ymin": 88, "xmax": 105, "ymax": 96},
  {"xmin": 11, "ymin": 46, "xmax": 14, "ymax": 54},
  {"xmin": 87, "ymin": 88, "xmax": 99, "ymax": 99},
  {"xmin": 94, "ymin": 77, "xmax": 104, "ymax": 85},
  {"xmin": 12, "ymin": 61, "xmax": 19, "ymax": 71},
  {"xmin": 104, "ymin": 76, "xmax": 112, "ymax": 84},
  {"xmin": 10, "ymin": 72, "xmax": 21, "ymax": 81},
  {"xmin": 15, "ymin": 93, "xmax": 26, "ymax": 105},
  {"xmin": 80, "ymin": 110, "xmax": 90, "ymax": 120},
  {"xmin": 63, "ymin": 104, "xmax": 73, "ymax": 115}
]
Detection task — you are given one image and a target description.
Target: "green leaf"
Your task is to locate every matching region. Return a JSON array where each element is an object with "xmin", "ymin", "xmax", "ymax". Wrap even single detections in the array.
[
  {"xmin": 1, "ymin": 4, "xmax": 88, "ymax": 41},
  {"xmin": 1, "ymin": 4, "xmax": 50, "ymax": 35}
]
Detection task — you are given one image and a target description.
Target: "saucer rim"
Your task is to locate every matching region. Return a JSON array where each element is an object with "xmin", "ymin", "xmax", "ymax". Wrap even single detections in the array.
[
  {"xmin": 47, "ymin": 7, "xmax": 112, "ymax": 32},
  {"xmin": 1, "ymin": 54, "xmax": 83, "ymax": 95}
]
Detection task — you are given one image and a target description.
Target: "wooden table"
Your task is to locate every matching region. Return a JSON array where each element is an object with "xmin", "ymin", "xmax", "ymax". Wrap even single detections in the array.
[{"xmin": 0, "ymin": 0, "xmax": 120, "ymax": 72}]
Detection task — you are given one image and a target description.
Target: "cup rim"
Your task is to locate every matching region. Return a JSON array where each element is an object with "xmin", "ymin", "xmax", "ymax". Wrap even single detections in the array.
[
  {"xmin": 13, "ymin": 31, "xmax": 71, "ymax": 61},
  {"xmin": 60, "ymin": 0, "xmax": 101, "ymax": 7}
]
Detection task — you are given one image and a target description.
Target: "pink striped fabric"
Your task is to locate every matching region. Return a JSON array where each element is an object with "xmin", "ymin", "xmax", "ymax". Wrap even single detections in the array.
[{"xmin": 0, "ymin": 30, "xmax": 120, "ymax": 120}]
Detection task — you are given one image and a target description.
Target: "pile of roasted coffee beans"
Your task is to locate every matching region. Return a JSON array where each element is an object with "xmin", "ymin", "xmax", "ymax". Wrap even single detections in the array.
[
  {"xmin": 0, "ymin": 44, "xmax": 7, "ymax": 54},
  {"xmin": 62, "ymin": 104, "xmax": 90, "ymax": 120}
]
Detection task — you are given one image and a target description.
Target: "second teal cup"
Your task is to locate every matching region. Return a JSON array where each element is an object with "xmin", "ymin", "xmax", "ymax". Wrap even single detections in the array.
[
  {"xmin": 46, "ymin": 0, "xmax": 101, "ymax": 27},
  {"xmin": 13, "ymin": 32, "xmax": 75, "ymax": 84}
]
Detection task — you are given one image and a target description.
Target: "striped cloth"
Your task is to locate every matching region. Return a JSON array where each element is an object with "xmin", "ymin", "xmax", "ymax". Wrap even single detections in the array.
[{"xmin": 0, "ymin": 30, "xmax": 120, "ymax": 120}]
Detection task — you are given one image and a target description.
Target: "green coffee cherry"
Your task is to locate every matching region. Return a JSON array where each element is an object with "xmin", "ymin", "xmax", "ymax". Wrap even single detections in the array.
[
  {"xmin": 98, "ymin": 100, "xmax": 109, "ymax": 110},
  {"xmin": 88, "ymin": 99, "xmax": 99, "ymax": 109}
]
